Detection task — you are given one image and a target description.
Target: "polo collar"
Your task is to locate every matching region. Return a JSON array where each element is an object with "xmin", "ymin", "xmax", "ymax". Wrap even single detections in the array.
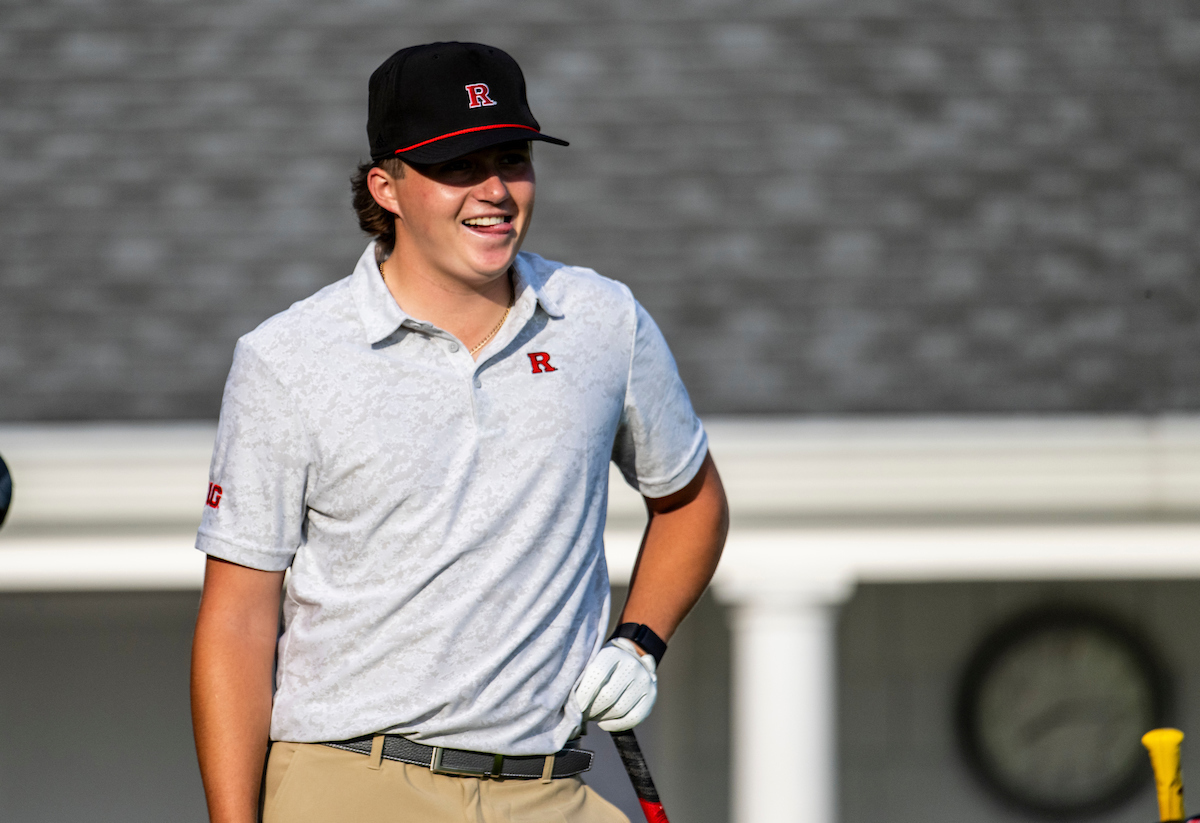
[
  {"xmin": 351, "ymin": 243, "xmax": 563, "ymax": 346},
  {"xmin": 513, "ymin": 252, "xmax": 564, "ymax": 320},
  {"xmin": 351, "ymin": 243, "xmax": 412, "ymax": 345}
]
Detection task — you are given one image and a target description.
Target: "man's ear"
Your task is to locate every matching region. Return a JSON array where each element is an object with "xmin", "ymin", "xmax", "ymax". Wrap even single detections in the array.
[{"xmin": 367, "ymin": 166, "xmax": 403, "ymax": 220}]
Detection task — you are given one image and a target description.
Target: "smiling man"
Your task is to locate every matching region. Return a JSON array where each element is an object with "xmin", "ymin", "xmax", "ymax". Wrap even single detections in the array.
[{"xmin": 190, "ymin": 42, "xmax": 728, "ymax": 823}]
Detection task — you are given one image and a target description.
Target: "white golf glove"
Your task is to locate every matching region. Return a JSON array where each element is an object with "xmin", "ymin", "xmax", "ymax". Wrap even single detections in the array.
[{"xmin": 572, "ymin": 638, "xmax": 658, "ymax": 732}]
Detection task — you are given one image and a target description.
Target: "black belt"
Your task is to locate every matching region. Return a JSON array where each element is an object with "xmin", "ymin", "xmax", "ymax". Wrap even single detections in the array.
[{"xmin": 322, "ymin": 735, "xmax": 593, "ymax": 780}]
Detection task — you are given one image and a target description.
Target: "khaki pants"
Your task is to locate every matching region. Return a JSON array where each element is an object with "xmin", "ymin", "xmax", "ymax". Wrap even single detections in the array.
[{"xmin": 262, "ymin": 741, "xmax": 630, "ymax": 823}]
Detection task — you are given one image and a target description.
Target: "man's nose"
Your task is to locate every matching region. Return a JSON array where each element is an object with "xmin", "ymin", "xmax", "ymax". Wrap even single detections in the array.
[{"xmin": 475, "ymin": 165, "xmax": 509, "ymax": 202}]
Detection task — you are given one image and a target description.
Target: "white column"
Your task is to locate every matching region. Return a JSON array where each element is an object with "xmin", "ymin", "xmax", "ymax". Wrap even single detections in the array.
[{"xmin": 717, "ymin": 579, "xmax": 852, "ymax": 823}]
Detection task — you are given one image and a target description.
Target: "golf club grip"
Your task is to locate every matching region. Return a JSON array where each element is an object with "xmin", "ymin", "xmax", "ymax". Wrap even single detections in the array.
[{"xmin": 610, "ymin": 729, "xmax": 670, "ymax": 823}]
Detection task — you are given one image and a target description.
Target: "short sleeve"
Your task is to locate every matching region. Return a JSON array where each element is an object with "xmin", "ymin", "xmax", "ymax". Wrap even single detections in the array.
[
  {"xmin": 611, "ymin": 300, "xmax": 708, "ymax": 498},
  {"xmin": 195, "ymin": 340, "xmax": 313, "ymax": 571}
]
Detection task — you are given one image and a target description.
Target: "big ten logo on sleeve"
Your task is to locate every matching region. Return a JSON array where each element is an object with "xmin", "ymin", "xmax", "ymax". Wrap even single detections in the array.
[
  {"xmin": 206, "ymin": 482, "xmax": 223, "ymax": 509},
  {"xmin": 465, "ymin": 83, "xmax": 497, "ymax": 109},
  {"xmin": 528, "ymin": 352, "xmax": 557, "ymax": 374}
]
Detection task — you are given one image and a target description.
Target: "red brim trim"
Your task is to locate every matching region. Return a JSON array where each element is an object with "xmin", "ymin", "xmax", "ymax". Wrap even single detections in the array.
[{"xmin": 394, "ymin": 124, "xmax": 542, "ymax": 155}]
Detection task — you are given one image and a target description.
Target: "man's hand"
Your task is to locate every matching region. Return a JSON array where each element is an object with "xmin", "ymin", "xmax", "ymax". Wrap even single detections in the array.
[
  {"xmin": 569, "ymin": 451, "xmax": 726, "ymax": 735},
  {"xmin": 573, "ymin": 638, "xmax": 658, "ymax": 732},
  {"xmin": 192, "ymin": 557, "xmax": 284, "ymax": 823}
]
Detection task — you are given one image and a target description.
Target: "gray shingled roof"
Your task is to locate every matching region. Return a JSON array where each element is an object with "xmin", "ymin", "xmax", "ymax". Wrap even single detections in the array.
[{"xmin": 2, "ymin": 0, "xmax": 1198, "ymax": 419}]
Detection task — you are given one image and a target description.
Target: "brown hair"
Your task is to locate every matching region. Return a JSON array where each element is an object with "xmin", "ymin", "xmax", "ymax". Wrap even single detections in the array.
[{"xmin": 350, "ymin": 158, "xmax": 405, "ymax": 256}]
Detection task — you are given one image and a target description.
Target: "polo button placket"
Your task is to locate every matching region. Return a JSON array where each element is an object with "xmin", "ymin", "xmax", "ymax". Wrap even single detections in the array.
[
  {"xmin": 460, "ymin": 280, "xmax": 541, "ymax": 432},
  {"xmin": 470, "ymin": 289, "xmax": 536, "ymax": 387}
]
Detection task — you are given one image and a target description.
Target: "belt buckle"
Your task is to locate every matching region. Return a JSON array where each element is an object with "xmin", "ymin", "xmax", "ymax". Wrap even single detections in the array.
[{"xmin": 429, "ymin": 747, "xmax": 503, "ymax": 778}]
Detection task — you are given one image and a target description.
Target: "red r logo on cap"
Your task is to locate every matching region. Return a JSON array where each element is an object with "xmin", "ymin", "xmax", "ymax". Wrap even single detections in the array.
[{"xmin": 465, "ymin": 83, "xmax": 497, "ymax": 109}]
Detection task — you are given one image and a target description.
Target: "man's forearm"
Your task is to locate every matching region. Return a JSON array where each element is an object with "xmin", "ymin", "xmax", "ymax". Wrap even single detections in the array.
[
  {"xmin": 192, "ymin": 558, "xmax": 283, "ymax": 823},
  {"xmin": 619, "ymin": 452, "xmax": 729, "ymax": 643}
]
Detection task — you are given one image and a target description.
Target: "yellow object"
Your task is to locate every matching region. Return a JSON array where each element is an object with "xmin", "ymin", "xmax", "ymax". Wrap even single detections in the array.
[{"xmin": 1143, "ymin": 728, "xmax": 1185, "ymax": 821}]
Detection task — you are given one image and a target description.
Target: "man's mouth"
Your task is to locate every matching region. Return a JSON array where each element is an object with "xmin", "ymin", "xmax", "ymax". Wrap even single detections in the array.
[{"xmin": 463, "ymin": 216, "xmax": 511, "ymax": 227}]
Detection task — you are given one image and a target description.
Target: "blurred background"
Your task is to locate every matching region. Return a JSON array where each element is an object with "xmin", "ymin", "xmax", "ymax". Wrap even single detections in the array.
[{"xmin": 1, "ymin": 1, "xmax": 1199, "ymax": 822}]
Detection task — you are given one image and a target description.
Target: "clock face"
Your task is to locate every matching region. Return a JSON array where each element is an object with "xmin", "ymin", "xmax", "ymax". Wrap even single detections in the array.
[{"xmin": 957, "ymin": 609, "xmax": 1165, "ymax": 817}]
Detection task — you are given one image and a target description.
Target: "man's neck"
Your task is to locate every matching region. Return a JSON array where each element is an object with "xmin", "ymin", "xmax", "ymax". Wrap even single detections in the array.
[{"xmin": 378, "ymin": 251, "xmax": 514, "ymax": 356}]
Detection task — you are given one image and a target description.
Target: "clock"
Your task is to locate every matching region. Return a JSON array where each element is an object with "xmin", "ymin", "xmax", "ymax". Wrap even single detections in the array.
[{"xmin": 956, "ymin": 607, "xmax": 1166, "ymax": 818}]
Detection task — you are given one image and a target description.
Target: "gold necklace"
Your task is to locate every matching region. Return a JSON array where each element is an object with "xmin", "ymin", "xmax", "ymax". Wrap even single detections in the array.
[
  {"xmin": 377, "ymin": 263, "xmax": 513, "ymax": 355},
  {"xmin": 470, "ymin": 272, "xmax": 513, "ymax": 355}
]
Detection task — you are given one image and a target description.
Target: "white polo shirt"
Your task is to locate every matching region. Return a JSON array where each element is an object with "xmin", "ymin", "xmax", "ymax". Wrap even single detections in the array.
[{"xmin": 196, "ymin": 242, "xmax": 707, "ymax": 755}]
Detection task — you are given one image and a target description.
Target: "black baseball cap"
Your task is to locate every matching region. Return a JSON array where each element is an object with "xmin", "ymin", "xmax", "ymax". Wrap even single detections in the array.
[{"xmin": 367, "ymin": 42, "xmax": 568, "ymax": 164}]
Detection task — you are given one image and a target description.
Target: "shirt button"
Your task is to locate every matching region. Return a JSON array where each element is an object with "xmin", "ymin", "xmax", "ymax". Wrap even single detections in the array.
[
  {"xmin": 473, "ymin": 377, "xmax": 482, "ymax": 389},
  {"xmin": 449, "ymin": 342, "xmax": 460, "ymax": 353}
]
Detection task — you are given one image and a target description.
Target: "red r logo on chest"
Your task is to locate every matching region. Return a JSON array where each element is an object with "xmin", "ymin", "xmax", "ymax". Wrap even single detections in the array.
[
  {"xmin": 206, "ymin": 482, "xmax": 223, "ymax": 509},
  {"xmin": 528, "ymin": 352, "xmax": 557, "ymax": 374}
]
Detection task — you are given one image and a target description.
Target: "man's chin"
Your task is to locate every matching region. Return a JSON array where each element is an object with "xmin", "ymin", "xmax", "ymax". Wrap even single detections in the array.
[{"xmin": 466, "ymin": 255, "xmax": 520, "ymax": 281}]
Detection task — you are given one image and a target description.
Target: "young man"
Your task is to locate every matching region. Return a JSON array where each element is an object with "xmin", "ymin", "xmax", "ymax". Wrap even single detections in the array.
[{"xmin": 191, "ymin": 42, "xmax": 728, "ymax": 823}]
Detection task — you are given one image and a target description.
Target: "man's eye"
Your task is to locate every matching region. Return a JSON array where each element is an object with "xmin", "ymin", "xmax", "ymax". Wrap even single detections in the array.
[
  {"xmin": 499, "ymin": 154, "xmax": 529, "ymax": 165},
  {"xmin": 436, "ymin": 160, "xmax": 472, "ymax": 174}
]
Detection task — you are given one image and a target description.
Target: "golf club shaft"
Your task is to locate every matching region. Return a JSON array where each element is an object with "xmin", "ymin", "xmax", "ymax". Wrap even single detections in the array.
[{"xmin": 610, "ymin": 729, "xmax": 669, "ymax": 823}]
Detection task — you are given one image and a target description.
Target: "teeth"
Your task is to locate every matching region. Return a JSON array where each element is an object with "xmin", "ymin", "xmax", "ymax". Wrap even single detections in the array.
[{"xmin": 464, "ymin": 216, "xmax": 507, "ymax": 227}]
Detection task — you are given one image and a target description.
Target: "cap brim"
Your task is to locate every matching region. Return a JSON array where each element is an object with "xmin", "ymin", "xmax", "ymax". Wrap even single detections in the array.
[{"xmin": 388, "ymin": 126, "xmax": 568, "ymax": 165}]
